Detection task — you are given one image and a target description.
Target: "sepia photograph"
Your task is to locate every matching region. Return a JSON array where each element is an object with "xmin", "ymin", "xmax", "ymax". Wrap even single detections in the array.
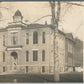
[{"xmin": 0, "ymin": 1, "xmax": 83, "ymax": 83}]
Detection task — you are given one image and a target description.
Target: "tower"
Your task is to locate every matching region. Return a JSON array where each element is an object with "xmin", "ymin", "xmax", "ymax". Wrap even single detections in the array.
[{"xmin": 13, "ymin": 10, "xmax": 23, "ymax": 23}]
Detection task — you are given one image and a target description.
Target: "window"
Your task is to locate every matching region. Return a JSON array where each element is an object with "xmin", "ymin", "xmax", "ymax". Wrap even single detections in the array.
[
  {"xmin": 11, "ymin": 32, "xmax": 18, "ymax": 45},
  {"xmin": 33, "ymin": 51, "xmax": 38, "ymax": 61},
  {"xmin": 26, "ymin": 51, "xmax": 29, "ymax": 62},
  {"xmin": 3, "ymin": 35, "xmax": 5, "ymax": 46},
  {"xmin": 26, "ymin": 33, "xmax": 29, "ymax": 44},
  {"xmin": 42, "ymin": 66, "xmax": 45, "ymax": 73},
  {"xmin": 26, "ymin": 66, "xmax": 28, "ymax": 72},
  {"xmin": 42, "ymin": 32, "xmax": 45, "ymax": 43},
  {"xmin": 68, "ymin": 57, "xmax": 73, "ymax": 66},
  {"xmin": 50, "ymin": 66, "xmax": 54, "ymax": 73},
  {"xmin": 68, "ymin": 43, "xmax": 73, "ymax": 53},
  {"xmin": 42, "ymin": 50, "xmax": 45, "ymax": 61},
  {"xmin": 3, "ymin": 66, "xmax": 5, "ymax": 72},
  {"xmin": 33, "ymin": 31, "xmax": 38, "ymax": 44},
  {"xmin": 3, "ymin": 52, "xmax": 5, "ymax": 62}
]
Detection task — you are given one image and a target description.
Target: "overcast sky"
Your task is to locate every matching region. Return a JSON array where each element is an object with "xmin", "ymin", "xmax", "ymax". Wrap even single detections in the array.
[{"xmin": 0, "ymin": 1, "xmax": 84, "ymax": 40}]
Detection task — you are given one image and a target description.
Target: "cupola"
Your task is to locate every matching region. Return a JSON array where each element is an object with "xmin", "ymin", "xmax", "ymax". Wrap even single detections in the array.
[{"xmin": 13, "ymin": 10, "xmax": 23, "ymax": 22}]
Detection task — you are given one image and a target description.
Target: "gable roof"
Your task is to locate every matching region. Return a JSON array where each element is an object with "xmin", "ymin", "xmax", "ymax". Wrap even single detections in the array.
[{"xmin": 65, "ymin": 33, "xmax": 75, "ymax": 42}]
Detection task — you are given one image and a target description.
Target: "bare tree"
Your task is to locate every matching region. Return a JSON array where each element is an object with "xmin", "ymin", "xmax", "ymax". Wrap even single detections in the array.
[
  {"xmin": 0, "ymin": 2, "xmax": 10, "ymax": 21},
  {"xmin": 30, "ymin": 1, "xmax": 84, "ymax": 82},
  {"xmin": 49, "ymin": 1, "xmax": 84, "ymax": 82},
  {"xmin": 49, "ymin": 1, "xmax": 61, "ymax": 82}
]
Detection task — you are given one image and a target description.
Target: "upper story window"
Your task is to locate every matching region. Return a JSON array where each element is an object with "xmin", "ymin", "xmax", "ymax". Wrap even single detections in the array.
[
  {"xmin": 33, "ymin": 51, "xmax": 38, "ymax": 61},
  {"xmin": 11, "ymin": 32, "xmax": 18, "ymax": 45},
  {"xmin": 42, "ymin": 32, "xmax": 45, "ymax": 43},
  {"xmin": 68, "ymin": 43, "xmax": 73, "ymax": 53},
  {"xmin": 26, "ymin": 51, "xmax": 29, "ymax": 62},
  {"xmin": 33, "ymin": 31, "xmax": 38, "ymax": 44},
  {"xmin": 42, "ymin": 50, "xmax": 45, "ymax": 61},
  {"xmin": 3, "ymin": 52, "xmax": 5, "ymax": 62},
  {"xmin": 26, "ymin": 33, "xmax": 29, "ymax": 44},
  {"xmin": 3, "ymin": 35, "xmax": 5, "ymax": 46}
]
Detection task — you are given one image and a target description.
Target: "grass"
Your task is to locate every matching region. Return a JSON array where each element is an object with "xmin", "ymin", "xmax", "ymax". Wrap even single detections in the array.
[
  {"xmin": 0, "ymin": 72, "xmax": 83, "ymax": 82},
  {"xmin": 60, "ymin": 72, "xmax": 83, "ymax": 82}
]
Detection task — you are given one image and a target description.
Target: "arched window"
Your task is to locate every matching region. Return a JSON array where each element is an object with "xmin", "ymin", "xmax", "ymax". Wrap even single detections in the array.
[
  {"xmin": 11, "ymin": 52, "xmax": 18, "ymax": 60},
  {"xmin": 33, "ymin": 31, "xmax": 38, "ymax": 44}
]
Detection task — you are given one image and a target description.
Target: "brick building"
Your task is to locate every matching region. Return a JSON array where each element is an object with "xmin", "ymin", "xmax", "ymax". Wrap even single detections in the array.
[{"xmin": 0, "ymin": 10, "xmax": 75, "ymax": 74}]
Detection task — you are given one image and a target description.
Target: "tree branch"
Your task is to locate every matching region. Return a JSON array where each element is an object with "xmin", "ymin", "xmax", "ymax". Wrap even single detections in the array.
[
  {"xmin": 49, "ymin": 1, "xmax": 55, "ymax": 9},
  {"xmin": 56, "ymin": 1, "xmax": 61, "ymax": 25},
  {"xmin": 62, "ymin": 4, "xmax": 72, "ymax": 18},
  {"xmin": 66, "ymin": 2, "xmax": 84, "ymax": 7},
  {"xmin": 33, "ymin": 15, "xmax": 51, "ymax": 23},
  {"xmin": 0, "ymin": 7, "xmax": 9, "ymax": 9}
]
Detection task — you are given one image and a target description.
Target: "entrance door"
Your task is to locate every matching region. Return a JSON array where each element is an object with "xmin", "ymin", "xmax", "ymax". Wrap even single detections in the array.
[{"xmin": 11, "ymin": 52, "xmax": 18, "ymax": 70}]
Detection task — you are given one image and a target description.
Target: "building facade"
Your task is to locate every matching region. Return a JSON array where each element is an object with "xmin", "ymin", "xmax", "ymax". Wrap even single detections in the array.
[
  {"xmin": 0, "ymin": 10, "xmax": 74, "ymax": 74},
  {"xmin": 65, "ymin": 33, "xmax": 75, "ymax": 72},
  {"xmin": 74, "ymin": 38, "xmax": 83, "ymax": 67}
]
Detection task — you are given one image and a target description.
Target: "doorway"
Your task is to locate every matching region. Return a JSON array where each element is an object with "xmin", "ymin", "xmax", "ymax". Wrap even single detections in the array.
[{"xmin": 11, "ymin": 52, "xmax": 18, "ymax": 70}]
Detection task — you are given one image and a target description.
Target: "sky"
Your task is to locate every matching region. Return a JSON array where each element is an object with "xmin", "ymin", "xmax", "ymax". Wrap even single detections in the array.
[{"xmin": 0, "ymin": 1, "xmax": 84, "ymax": 40}]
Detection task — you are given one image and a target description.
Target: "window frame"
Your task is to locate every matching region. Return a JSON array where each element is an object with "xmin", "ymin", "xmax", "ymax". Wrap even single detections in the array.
[
  {"xmin": 11, "ymin": 32, "xmax": 18, "ymax": 45},
  {"xmin": 3, "ymin": 66, "xmax": 5, "ymax": 72},
  {"xmin": 26, "ymin": 66, "xmax": 28, "ymax": 73},
  {"xmin": 42, "ymin": 66, "xmax": 45, "ymax": 73},
  {"xmin": 3, "ymin": 52, "xmax": 5, "ymax": 62},
  {"xmin": 26, "ymin": 33, "xmax": 29, "ymax": 45},
  {"xmin": 33, "ymin": 31, "xmax": 38, "ymax": 44},
  {"xmin": 3, "ymin": 35, "xmax": 5, "ymax": 46},
  {"xmin": 42, "ymin": 50, "xmax": 45, "ymax": 61},
  {"xmin": 33, "ymin": 51, "xmax": 38, "ymax": 61},
  {"xmin": 42, "ymin": 32, "xmax": 45, "ymax": 43},
  {"xmin": 26, "ymin": 51, "xmax": 29, "ymax": 62},
  {"xmin": 68, "ymin": 43, "xmax": 73, "ymax": 53}
]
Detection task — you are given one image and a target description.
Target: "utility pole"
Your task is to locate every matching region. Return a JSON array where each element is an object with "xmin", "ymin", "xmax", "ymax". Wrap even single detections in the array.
[{"xmin": 49, "ymin": 1, "xmax": 60, "ymax": 82}]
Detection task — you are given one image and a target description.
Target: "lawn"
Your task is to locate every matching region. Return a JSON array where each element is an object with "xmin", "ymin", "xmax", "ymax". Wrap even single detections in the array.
[
  {"xmin": 60, "ymin": 72, "xmax": 83, "ymax": 82},
  {"xmin": 0, "ymin": 72, "xmax": 83, "ymax": 82},
  {"xmin": 0, "ymin": 74, "xmax": 54, "ymax": 82}
]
